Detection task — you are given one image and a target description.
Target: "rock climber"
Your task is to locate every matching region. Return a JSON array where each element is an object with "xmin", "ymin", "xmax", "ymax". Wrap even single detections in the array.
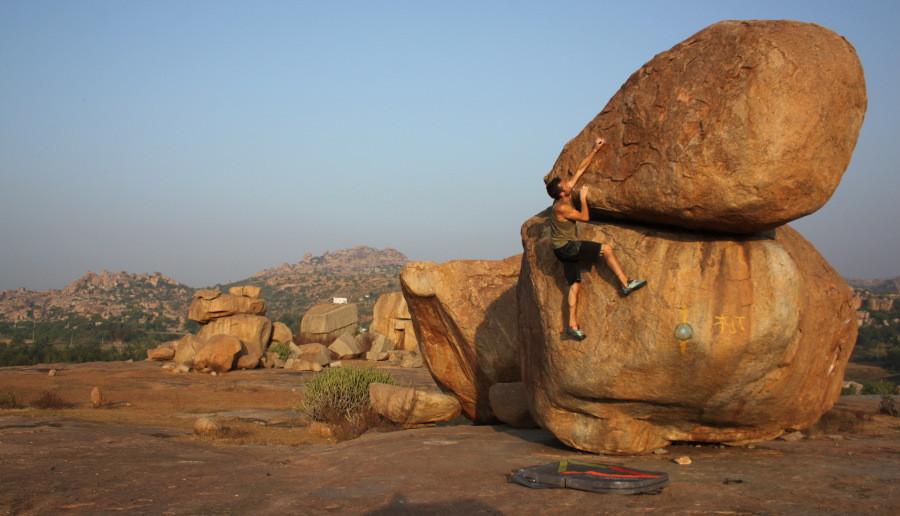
[{"xmin": 544, "ymin": 137, "xmax": 646, "ymax": 340}]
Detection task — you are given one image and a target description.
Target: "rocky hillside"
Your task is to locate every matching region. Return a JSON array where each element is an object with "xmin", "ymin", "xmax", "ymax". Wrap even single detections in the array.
[
  {"xmin": 849, "ymin": 277, "xmax": 900, "ymax": 294},
  {"xmin": 0, "ymin": 246, "xmax": 407, "ymax": 330},
  {"xmin": 0, "ymin": 271, "xmax": 191, "ymax": 329},
  {"xmin": 218, "ymin": 246, "xmax": 408, "ymax": 326}
]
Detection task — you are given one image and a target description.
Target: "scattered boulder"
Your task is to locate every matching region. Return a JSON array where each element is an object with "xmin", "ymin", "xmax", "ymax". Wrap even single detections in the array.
[
  {"xmin": 48, "ymin": 369, "xmax": 57, "ymax": 377},
  {"xmin": 90, "ymin": 387, "xmax": 103, "ymax": 408},
  {"xmin": 197, "ymin": 314, "xmax": 273, "ymax": 370},
  {"xmin": 544, "ymin": 20, "xmax": 866, "ymax": 233},
  {"xmin": 173, "ymin": 334, "xmax": 205, "ymax": 368},
  {"xmin": 271, "ymin": 322, "xmax": 294, "ymax": 344},
  {"xmin": 294, "ymin": 343, "xmax": 334, "ymax": 367},
  {"xmin": 228, "ymin": 285, "xmax": 262, "ymax": 298},
  {"xmin": 193, "ymin": 417, "xmax": 221, "ymax": 436},
  {"xmin": 368, "ymin": 334, "xmax": 395, "ymax": 354},
  {"xmin": 366, "ymin": 351, "xmax": 388, "ymax": 361},
  {"xmin": 328, "ymin": 333, "xmax": 363, "ymax": 359},
  {"xmin": 488, "ymin": 382, "xmax": 537, "ymax": 429},
  {"xmin": 779, "ymin": 431, "xmax": 805, "ymax": 442},
  {"xmin": 518, "ymin": 212, "xmax": 858, "ymax": 454},
  {"xmin": 400, "ymin": 351, "xmax": 424, "ymax": 369},
  {"xmin": 297, "ymin": 303, "xmax": 358, "ymax": 344},
  {"xmin": 842, "ymin": 381, "xmax": 864, "ymax": 395},
  {"xmin": 673, "ymin": 457, "xmax": 692, "ymax": 466},
  {"xmin": 193, "ymin": 335, "xmax": 242, "ymax": 373},
  {"xmin": 368, "ymin": 383, "xmax": 462, "ymax": 425},
  {"xmin": 188, "ymin": 293, "xmax": 267, "ymax": 323},
  {"xmin": 146, "ymin": 342, "xmax": 175, "ymax": 361},
  {"xmin": 401, "ymin": 255, "xmax": 521, "ymax": 422},
  {"xmin": 285, "ymin": 358, "xmax": 323, "ymax": 372},
  {"xmin": 371, "ymin": 292, "xmax": 418, "ymax": 351}
]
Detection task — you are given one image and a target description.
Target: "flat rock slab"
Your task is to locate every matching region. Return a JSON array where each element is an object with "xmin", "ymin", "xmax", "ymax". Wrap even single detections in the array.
[{"xmin": 2, "ymin": 413, "xmax": 900, "ymax": 514}]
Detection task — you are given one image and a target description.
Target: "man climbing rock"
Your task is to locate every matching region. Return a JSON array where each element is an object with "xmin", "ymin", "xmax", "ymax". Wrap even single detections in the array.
[{"xmin": 544, "ymin": 137, "xmax": 646, "ymax": 340}]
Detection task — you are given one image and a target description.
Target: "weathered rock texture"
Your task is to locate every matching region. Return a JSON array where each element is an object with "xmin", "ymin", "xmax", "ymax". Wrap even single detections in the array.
[
  {"xmin": 193, "ymin": 335, "xmax": 243, "ymax": 373},
  {"xmin": 188, "ymin": 292, "xmax": 266, "ymax": 323},
  {"xmin": 518, "ymin": 212, "xmax": 858, "ymax": 453},
  {"xmin": 197, "ymin": 314, "xmax": 273, "ymax": 370},
  {"xmin": 401, "ymin": 256, "xmax": 521, "ymax": 422},
  {"xmin": 174, "ymin": 335, "xmax": 205, "ymax": 368},
  {"xmin": 369, "ymin": 383, "xmax": 462, "ymax": 426},
  {"xmin": 297, "ymin": 303, "xmax": 358, "ymax": 344},
  {"xmin": 271, "ymin": 322, "xmax": 293, "ymax": 344},
  {"xmin": 371, "ymin": 292, "xmax": 418, "ymax": 351},
  {"xmin": 544, "ymin": 20, "xmax": 866, "ymax": 233}
]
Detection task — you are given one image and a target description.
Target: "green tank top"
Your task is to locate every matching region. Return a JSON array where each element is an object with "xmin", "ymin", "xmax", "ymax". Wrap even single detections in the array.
[{"xmin": 549, "ymin": 203, "xmax": 578, "ymax": 249}]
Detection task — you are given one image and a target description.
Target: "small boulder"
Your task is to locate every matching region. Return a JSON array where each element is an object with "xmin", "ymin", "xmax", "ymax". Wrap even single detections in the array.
[
  {"xmin": 369, "ymin": 383, "xmax": 462, "ymax": 425},
  {"xmin": 366, "ymin": 351, "xmax": 388, "ymax": 361},
  {"xmin": 228, "ymin": 285, "xmax": 262, "ymax": 298},
  {"xmin": 673, "ymin": 456, "xmax": 692, "ymax": 465},
  {"xmin": 295, "ymin": 343, "xmax": 334, "ymax": 366},
  {"xmin": 328, "ymin": 333, "xmax": 363, "ymax": 359},
  {"xmin": 90, "ymin": 387, "xmax": 103, "ymax": 408},
  {"xmin": 271, "ymin": 322, "xmax": 294, "ymax": 344},
  {"xmin": 842, "ymin": 381, "xmax": 864, "ymax": 395},
  {"xmin": 400, "ymin": 352, "xmax": 424, "ymax": 369},
  {"xmin": 779, "ymin": 431, "xmax": 805, "ymax": 442},
  {"xmin": 48, "ymin": 369, "xmax": 57, "ymax": 377},
  {"xmin": 147, "ymin": 342, "xmax": 175, "ymax": 361},
  {"xmin": 369, "ymin": 334, "xmax": 395, "ymax": 354},
  {"xmin": 194, "ymin": 417, "xmax": 221, "ymax": 436},
  {"xmin": 174, "ymin": 334, "xmax": 205, "ymax": 368},
  {"xmin": 193, "ymin": 335, "xmax": 242, "ymax": 373},
  {"xmin": 286, "ymin": 359, "xmax": 323, "ymax": 372}
]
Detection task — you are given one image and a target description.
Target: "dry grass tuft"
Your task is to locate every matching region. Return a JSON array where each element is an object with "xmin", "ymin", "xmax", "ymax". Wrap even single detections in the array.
[{"xmin": 30, "ymin": 391, "xmax": 75, "ymax": 409}]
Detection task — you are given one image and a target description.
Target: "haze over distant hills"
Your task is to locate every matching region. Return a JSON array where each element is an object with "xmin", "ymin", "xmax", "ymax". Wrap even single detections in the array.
[{"xmin": 0, "ymin": 246, "xmax": 408, "ymax": 328}]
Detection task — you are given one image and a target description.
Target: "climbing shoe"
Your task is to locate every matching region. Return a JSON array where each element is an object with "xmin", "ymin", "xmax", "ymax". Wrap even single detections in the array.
[
  {"xmin": 565, "ymin": 327, "xmax": 587, "ymax": 341},
  {"xmin": 621, "ymin": 279, "xmax": 647, "ymax": 297}
]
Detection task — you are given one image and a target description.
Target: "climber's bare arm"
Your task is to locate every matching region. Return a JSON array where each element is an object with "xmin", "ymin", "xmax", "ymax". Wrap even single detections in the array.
[
  {"xmin": 555, "ymin": 187, "xmax": 591, "ymax": 222},
  {"xmin": 565, "ymin": 137, "xmax": 605, "ymax": 190}
]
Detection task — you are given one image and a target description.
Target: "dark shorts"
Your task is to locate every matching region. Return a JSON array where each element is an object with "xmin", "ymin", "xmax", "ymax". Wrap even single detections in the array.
[{"xmin": 553, "ymin": 240, "xmax": 602, "ymax": 285}]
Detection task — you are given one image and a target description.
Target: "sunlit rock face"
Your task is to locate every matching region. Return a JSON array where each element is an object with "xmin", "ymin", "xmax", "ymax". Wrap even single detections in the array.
[
  {"xmin": 544, "ymin": 20, "xmax": 866, "ymax": 234},
  {"xmin": 518, "ymin": 212, "xmax": 857, "ymax": 454}
]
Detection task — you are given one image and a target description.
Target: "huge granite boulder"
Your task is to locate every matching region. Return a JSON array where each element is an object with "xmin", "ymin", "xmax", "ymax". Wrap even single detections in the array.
[
  {"xmin": 544, "ymin": 20, "xmax": 866, "ymax": 234},
  {"xmin": 400, "ymin": 255, "xmax": 521, "ymax": 422},
  {"xmin": 188, "ymin": 293, "xmax": 267, "ymax": 323},
  {"xmin": 197, "ymin": 314, "xmax": 273, "ymax": 369},
  {"xmin": 518, "ymin": 211, "xmax": 858, "ymax": 453},
  {"xmin": 297, "ymin": 303, "xmax": 358, "ymax": 344}
]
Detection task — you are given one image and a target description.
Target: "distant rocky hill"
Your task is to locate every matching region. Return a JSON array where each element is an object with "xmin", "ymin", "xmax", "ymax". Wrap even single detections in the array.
[
  {"xmin": 0, "ymin": 246, "xmax": 408, "ymax": 330},
  {"xmin": 849, "ymin": 277, "xmax": 900, "ymax": 294},
  {"xmin": 0, "ymin": 271, "xmax": 191, "ymax": 329},
  {"xmin": 218, "ymin": 246, "xmax": 408, "ymax": 326}
]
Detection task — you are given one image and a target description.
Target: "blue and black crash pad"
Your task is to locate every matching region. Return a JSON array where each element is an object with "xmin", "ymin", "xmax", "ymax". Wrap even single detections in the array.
[{"xmin": 508, "ymin": 460, "xmax": 669, "ymax": 494}]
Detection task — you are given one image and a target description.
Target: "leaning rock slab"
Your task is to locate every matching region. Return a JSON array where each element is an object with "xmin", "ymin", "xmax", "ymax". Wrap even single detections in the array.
[
  {"xmin": 328, "ymin": 333, "xmax": 363, "ymax": 359},
  {"xmin": 401, "ymin": 255, "xmax": 521, "ymax": 422},
  {"xmin": 544, "ymin": 20, "xmax": 866, "ymax": 233},
  {"xmin": 369, "ymin": 383, "xmax": 462, "ymax": 425},
  {"xmin": 193, "ymin": 335, "xmax": 242, "ymax": 373},
  {"xmin": 197, "ymin": 314, "xmax": 273, "ymax": 369},
  {"xmin": 518, "ymin": 211, "xmax": 857, "ymax": 453}
]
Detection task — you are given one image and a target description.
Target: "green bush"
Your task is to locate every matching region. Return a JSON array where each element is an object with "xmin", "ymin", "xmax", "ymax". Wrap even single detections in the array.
[
  {"xmin": 300, "ymin": 367, "xmax": 394, "ymax": 424},
  {"xmin": 862, "ymin": 380, "xmax": 897, "ymax": 396},
  {"xmin": 269, "ymin": 342, "xmax": 291, "ymax": 361}
]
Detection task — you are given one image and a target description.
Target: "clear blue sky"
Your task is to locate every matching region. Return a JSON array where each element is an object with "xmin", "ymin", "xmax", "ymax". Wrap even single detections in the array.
[{"xmin": 1, "ymin": 1, "xmax": 898, "ymax": 290}]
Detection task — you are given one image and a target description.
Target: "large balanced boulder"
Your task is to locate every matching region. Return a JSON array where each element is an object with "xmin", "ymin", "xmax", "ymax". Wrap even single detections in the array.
[
  {"xmin": 197, "ymin": 314, "xmax": 273, "ymax": 369},
  {"xmin": 369, "ymin": 383, "xmax": 462, "ymax": 426},
  {"xmin": 518, "ymin": 212, "xmax": 858, "ymax": 453},
  {"xmin": 544, "ymin": 20, "xmax": 866, "ymax": 234},
  {"xmin": 400, "ymin": 255, "xmax": 521, "ymax": 422},
  {"xmin": 271, "ymin": 322, "xmax": 294, "ymax": 344},
  {"xmin": 297, "ymin": 303, "xmax": 358, "ymax": 344},
  {"xmin": 193, "ymin": 335, "xmax": 243, "ymax": 373},
  {"xmin": 188, "ymin": 293, "xmax": 267, "ymax": 323}
]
